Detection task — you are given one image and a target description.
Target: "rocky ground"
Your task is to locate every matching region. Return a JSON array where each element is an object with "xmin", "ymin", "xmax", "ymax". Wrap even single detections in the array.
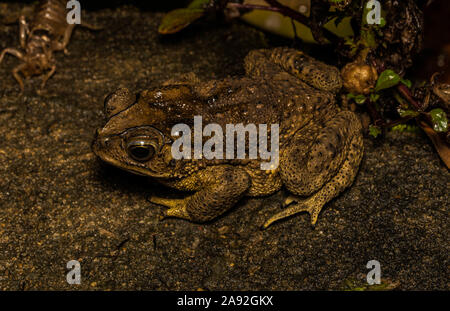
[{"xmin": 0, "ymin": 3, "xmax": 448, "ymax": 290}]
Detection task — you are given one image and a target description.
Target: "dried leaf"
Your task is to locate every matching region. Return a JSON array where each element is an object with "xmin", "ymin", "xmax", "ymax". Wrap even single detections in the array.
[{"xmin": 419, "ymin": 120, "xmax": 450, "ymax": 169}]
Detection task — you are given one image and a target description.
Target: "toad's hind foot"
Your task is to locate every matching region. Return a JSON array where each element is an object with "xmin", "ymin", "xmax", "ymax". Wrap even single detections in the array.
[{"xmin": 262, "ymin": 195, "xmax": 321, "ymax": 229}]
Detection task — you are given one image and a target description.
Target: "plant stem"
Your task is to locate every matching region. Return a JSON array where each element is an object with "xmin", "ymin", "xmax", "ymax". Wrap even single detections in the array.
[
  {"xmin": 383, "ymin": 115, "xmax": 416, "ymax": 128},
  {"xmin": 227, "ymin": 3, "xmax": 283, "ymax": 13},
  {"xmin": 264, "ymin": 0, "xmax": 311, "ymax": 26},
  {"xmin": 366, "ymin": 99, "xmax": 384, "ymax": 127},
  {"xmin": 397, "ymin": 83, "xmax": 422, "ymax": 111},
  {"xmin": 232, "ymin": 0, "xmax": 329, "ymax": 44}
]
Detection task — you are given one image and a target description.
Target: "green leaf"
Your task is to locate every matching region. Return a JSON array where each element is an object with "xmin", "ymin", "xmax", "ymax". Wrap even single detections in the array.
[
  {"xmin": 370, "ymin": 93, "xmax": 380, "ymax": 102},
  {"xmin": 369, "ymin": 125, "xmax": 382, "ymax": 138},
  {"xmin": 391, "ymin": 124, "xmax": 407, "ymax": 132},
  {"xmin": 430, "ymin": 108, "xmax": 448, "ymax": 132},
  {"xmin": 361, "ymin": 29, "xmax": 377, "ymax": 48},
  {"xmin": 375, "ymin": 69, "xmax": 401, "ymax": 92},
  {"xmin": 379, "ymin": 17, "xmax": 386, "ymax": 27},
  {"xmin": 334, "ymin": 15, "xmax": 345, "ymax": 27},
  {"xmin": 354, "ymin": 94, "xmax": 367, "ymax": 104},
  {"xmin": 344, "ymin": 37, "xmax": 357, "ymax": 50},
  {"xmin": 347, "ymin": 93, "xmax": 366, "ymax": 104},
  {"xmin": 158, "ymin": 8, "xmax": 205, "ymax": 34},
  {"xmin": 187, "ymin": 0, "xmax": 210, "ymax": 9},
  {"xmin": 390, "ymin": 124, "xmax": 420, "ymax": 133},
  {"xmin": 400, "ymin": 78, "xmax": 412, "ymax": 88},
  {"xmin": 398, "ymin": 109, "xmax": 419, "ymax": 118}
]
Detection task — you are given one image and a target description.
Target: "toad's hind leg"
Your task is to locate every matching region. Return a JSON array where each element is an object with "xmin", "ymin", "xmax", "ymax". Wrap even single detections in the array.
[
  {"xmin": 263, "ymin": 147, "xmax": 362, "ymax": 228},
  {"xmin": 245, "ymin": 47, "xmax": 342, "ymax": 93},
  {"xmin": 263, "ymin": 111, "xmax": 363, "ymax": 228}
]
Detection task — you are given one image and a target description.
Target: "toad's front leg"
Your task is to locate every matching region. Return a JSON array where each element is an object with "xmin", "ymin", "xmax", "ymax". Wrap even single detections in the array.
[{"xmin": 149, "ymin": 165, "xmax": 251, "ymax": 223}]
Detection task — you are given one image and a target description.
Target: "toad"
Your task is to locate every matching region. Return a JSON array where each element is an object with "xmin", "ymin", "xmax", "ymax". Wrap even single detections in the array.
[{"xmin": 92, "ymin": 47, "xmax": 363, "ymax": 228}]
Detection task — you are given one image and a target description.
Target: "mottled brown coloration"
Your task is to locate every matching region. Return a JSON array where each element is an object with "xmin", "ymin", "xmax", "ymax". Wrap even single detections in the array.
[{"xmin": 92, "ymin": 47, "xmax": 363, "ymax": 228}]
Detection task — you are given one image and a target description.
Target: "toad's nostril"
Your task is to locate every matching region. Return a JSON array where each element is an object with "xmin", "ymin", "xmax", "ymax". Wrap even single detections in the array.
[{"xmin": 102, "ymin": 137, "xmax": 110, "ymax": 147}]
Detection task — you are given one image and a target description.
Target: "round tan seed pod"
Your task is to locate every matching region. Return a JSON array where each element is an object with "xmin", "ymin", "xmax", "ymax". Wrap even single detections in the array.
[{"xmin": 341, "ymin": 61, "xmax": 378, "ymax": 95}]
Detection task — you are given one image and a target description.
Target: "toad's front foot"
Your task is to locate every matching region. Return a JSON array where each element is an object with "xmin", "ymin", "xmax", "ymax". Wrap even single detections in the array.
[{"xmin": 148, "ymin": 195, "xmax": 191, "ymax": 221}]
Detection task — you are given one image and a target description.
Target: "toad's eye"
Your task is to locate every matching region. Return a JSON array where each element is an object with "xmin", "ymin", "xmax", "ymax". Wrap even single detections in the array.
[{"xmin": 127, "ymin": 140, "xmax": 156, "ymax": 162}]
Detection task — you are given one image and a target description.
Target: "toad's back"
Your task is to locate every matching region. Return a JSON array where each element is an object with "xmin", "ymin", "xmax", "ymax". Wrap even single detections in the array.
[{"xmin": 168, "ymin": 72, "xmax": 339, "ymax": 145}]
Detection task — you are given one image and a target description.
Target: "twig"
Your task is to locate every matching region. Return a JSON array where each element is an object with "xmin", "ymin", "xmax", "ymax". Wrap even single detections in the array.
[
  {"xmin": 264, "ymin": 0, "xmax": 311, "ymax": 26},
  {"xmin": 366, "ymin": 99, "xmax": 384, "ymax": 127},
  {"xmin": 227, "ymin": 3, "xmax": 283, "ymax": 13},
  {"xmin": 230, "ymin": 0, "xmax": 330, "ymax": 44},
  {"xmin": 397, "ymin": 84, "xmax": 422, "ymax": 111},
  {"xmin": 382, "ymin": 115, "xmax": 416, "ymax": 128},
  {"xmin": 266, "ymin": 0, "xmax": 329, "ymax": 44}
]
